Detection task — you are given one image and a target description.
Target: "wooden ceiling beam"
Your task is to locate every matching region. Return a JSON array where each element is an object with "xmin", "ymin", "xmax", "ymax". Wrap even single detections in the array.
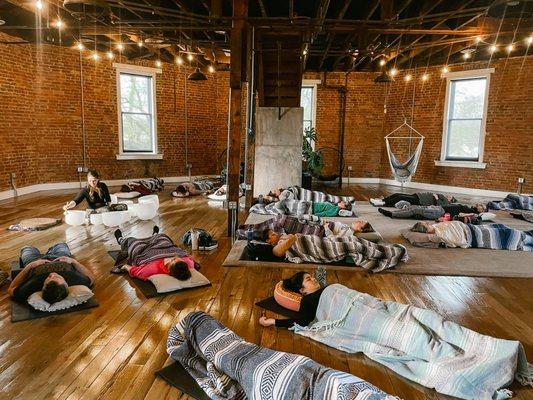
[{"xmin": 318, "ymin": 0, "xmax": 352, "ymax": 71}]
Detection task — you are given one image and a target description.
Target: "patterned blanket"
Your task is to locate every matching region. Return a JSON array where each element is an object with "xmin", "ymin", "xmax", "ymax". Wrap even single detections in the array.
[
  {"xmin": 192, "ymin": 180, "xmax": 215, "ymax": 191},
  {"xmin": 286, "ymin": 235, "xmax": 407, "ymax": 272},
  {"xmin": 166, "ymin": 311, "xmax": 398, "ymax": 400},
  {"xmin": 131, "ymin": 177, "xmax": 164, "ymax": 192},
  {"xmin": 467, "ymin": 223, "xmax": 532, "ymax": 251},
  {"xmin": 281, "ymin": 186, "xmax": 355, "ymax": 204},
  {"xmin": 487, "ymin": 194, "xmax": 533, "ymax": 211},
  {"xmin": 237, "ymin": 215, "xmax": 325, "ymax": 239},
  {"xmin": 294, "ymin": 284, "xmax": 533, "ymax": 400},
  {"xmin": 511, "ymin": 210, "xmax": 533, "ymax": 223},
  {"xmin": 249, "ymin": 199, "xmax": 323, "ymax": 222}
]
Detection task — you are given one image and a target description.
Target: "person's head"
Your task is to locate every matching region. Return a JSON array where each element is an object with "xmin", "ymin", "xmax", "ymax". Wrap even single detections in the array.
[
  {"xmin": 175, "ymin": 184, "xmax": 188, "ymax": 196},
  {"xmin": 282, "ymin": 271, "xmax": 321, "ymax": 295},
  {"xmin": 338, "ymin": 201, "xmax": 352, "ymax": 211},
  {"xmin": 351, "ymin": 220, "xmax": 374, "ymax": 233},
  {"xmin": 269, "ymin": 187, "xmax": 284, "ymax": 198},
  {"xmin": 411, "ymin": 221, "xmax": 436, "ymax": 234},
  {"xmin": 165, "ymin": 257, "xmax": 192, "ymax": 281},
  {"xmin": 474, "ymin": 203, "xmax": 486, "ymax": 213},
  {"xmin": 265, "ymin": 229, "xmax": 281, "ymax": 246},
  {"xmin": 42, "ymin": 273, "xmax": 69, "ymax": 304},
  {"xmin": 446, "ymin": 195, "xmax": 457, "ymax": 203},
  {"xmin": 87, "ymin": 169, "xmax": 100, "ymax": 188}
]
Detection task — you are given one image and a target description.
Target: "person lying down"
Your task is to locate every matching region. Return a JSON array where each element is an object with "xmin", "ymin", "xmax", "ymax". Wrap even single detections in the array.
[
  {"xmin": 250, "ymin": 197, "xmax": 353, "ymax": 217},
  {"xmin": 171, "ymin": 180, "xmax": 215, "ymax": 198},
  {"xmin": 378, "ymin": 202, "xmax": 487, "ymax": 221},
  {"xmin": 409, "ymin": 220, "xmax": 533, "ymax": 251},
  {"xmin": 167, "ymin": 311, "xmax": 397, "ymax": 400},
  {"xmin": 259, "ymin": 274, "xmax": 533, "ymax": 400},
  {"xmin": 268, "ymin": 185, "xmax": 355, "ymax": 205}
]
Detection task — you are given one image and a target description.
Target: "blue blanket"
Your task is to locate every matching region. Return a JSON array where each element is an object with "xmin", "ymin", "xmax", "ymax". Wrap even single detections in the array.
[
  {"xmin": 468, "ymin": 223, "xmax": 532, "ymax": 251},
  {"xmin": 488, "ymin": 194, "xmax": 533, "ymax": 211}
]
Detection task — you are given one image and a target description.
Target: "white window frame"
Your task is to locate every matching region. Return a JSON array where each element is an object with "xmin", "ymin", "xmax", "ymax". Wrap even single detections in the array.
[
  {"xmin": 435, "ymin": 68, "xmax": 493, "ymax": 169},
  {"xmin": 301, "ymin": 79, "xmax": 320, "ymax": 130},
  {"xmin": 114, "ymin": 63, "xmax": 163, "ymax": 160}
]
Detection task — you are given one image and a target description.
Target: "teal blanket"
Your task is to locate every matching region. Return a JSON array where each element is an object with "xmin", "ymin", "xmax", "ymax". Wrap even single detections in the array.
[{"xmin": 293, "ymin": 284, "xmax": 532, "ymax": 400}]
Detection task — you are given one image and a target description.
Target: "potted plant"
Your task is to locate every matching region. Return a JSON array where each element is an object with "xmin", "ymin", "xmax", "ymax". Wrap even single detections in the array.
[{"xmin": 302, "ymin": 127, "xmax": 323, "ymax": 189}]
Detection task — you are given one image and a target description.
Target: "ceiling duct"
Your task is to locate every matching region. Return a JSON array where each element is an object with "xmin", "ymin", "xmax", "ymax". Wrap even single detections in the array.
[{"xmin": 63, "ymin": 0, "xmax": 109, "ymax": 19}]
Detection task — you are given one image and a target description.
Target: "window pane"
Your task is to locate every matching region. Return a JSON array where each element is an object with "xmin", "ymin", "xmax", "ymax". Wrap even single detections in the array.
[
  {"xmin": 450, "ymin": 78, "xmax": 486, "ymax": 119},
  {"xmin": 446, "ymin": 119, "xmax": 482, "ymax": 159},
  {"xmin": 300, "ymin": 87, "xmax": 313, "ymax": 122},
  {"xmin": 303, "ymin": 120, "xmax": 312, "ymax": 130},
  {"xmin": 122, "ymin": 113, "xmax": 152, "ymax": 151},
  {"xmin": 120, "ymin": 74, "xmax": 151, "ymax": 113}
]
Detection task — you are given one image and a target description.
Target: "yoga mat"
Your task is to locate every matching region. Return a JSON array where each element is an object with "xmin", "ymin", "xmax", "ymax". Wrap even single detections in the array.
[
  {"xmin": 155, "ymin": 362, "xmax": 211, "ymax": 400},
  {"xmin": 255, "ymin": 296, "xmax": 301, "ymax": 320},
  {"xmin": 107, "ymin": 251, "xmax": 211, "ymax": 299},
  {"xmin": 11, "ymin": 297, "xmax": 99, "ymax": 322}
]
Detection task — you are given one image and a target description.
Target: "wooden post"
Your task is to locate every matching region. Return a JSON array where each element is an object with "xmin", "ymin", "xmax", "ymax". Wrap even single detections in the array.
[{"xmin": 226, "ymin": 0, "xmax": 248, "ymax": 236}]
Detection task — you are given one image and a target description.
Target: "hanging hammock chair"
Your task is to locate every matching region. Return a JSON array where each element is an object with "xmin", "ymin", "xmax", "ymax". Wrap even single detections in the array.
[{"xmin": 385, "ymin": 121, "xmax": 425, "ymax": 183}]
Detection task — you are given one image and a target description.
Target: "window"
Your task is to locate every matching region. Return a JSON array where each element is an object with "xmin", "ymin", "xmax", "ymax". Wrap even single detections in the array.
[
  {"xmin": 301, "ymin": 79, "xmax": 319, "ymax": 132},
  {"xmin": 438, "ymin": 68, "xmax": 493, "ymax": 168},
  {"xmin": 114, "ymin": 63, "xmax": 162, "ymax": 160}
]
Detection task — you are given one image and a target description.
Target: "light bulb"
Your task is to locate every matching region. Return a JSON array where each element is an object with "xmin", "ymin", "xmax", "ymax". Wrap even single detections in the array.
[
  {"xmin": 106, "ymin": 51, "xmax": 114, "ymax": 59},
  {"xmin": 187, "ymin": 53, "xmax": 194, "ymax": 61},
  {"xmin": 54, "ymin": 19, "xmax": 64, "ymax": 29},
  {"xmin": 389, "ymin": 68, "xmax": 398, "ymax": 76},
  {"xmin": 176, "ymin": 56, "xmax": 183, "ymax": 65},
  {"xmin": 155, "ymin": 60, "xmax": 162, "ymax": 68},
  {"xmin": 463, "ymin": 52, "xmax": 471, "ymax": 60},
  {"xmin": 379, "ymin": 59, "xmax": 386, "ymax": 66},
  {"xmin": 475, "ymin": 36, "xmax": 482, "ymax": 43},
  {"xmin": 442, "ymin": 66, "xmax": 449, "ymax": 73},
  {"xmin": 404, "ymin": 74, "xmax": 412, "ymax": 82},
  {"xmin": 137, "ymin": 41, "xmax": 143, "ymax": 48},
  {"xmin": 526, "ymin": 36, "xmax": 533, "ymax": 45},
  {"xmin": 506, "ymin": 44, "xmax": 514, "ymax": 53},
  {"xmin": 76, "ymin": 42, "xmax": 84, "ymax": 51},
  {"xmin": 489, "ymin": 45, "xmax": 497, "ymax": 53},
  {"xmin": 36, "ymin": 0, "xmax": 43, "ymax": 11},
  {"xmin": 92, "ymin": 52, "xmax": 100, "ymax": 61},
  {"xmin": 116, "ymin": 43, "xmax": 124, "ymax": 51},
  {"xmin": 302, "ymin": 49, "xmax": 308, "ymax": 55},
  {"xmin": 208, "ymin": 65, "xmax": 215, "ymax": 73},
  {"xmin": 421, "ymin": 73, "xmax": 429, "ymax": 81}
]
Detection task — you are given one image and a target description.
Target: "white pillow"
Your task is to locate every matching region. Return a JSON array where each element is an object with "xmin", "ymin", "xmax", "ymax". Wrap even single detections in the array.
[
  {"xmin": 114, "ymin": 191, "xmax": 141, "ymax": 199},
  {"xmin": 27, "ymin": 285, "xmax": 94, "ymax": 312},
  {"xmin": 148, "ymin": 269, "xmax": 210, "ymax": 293},
  {"xmin": 480, "ymin": 212, "xmax": 496, "ymax": 221}
]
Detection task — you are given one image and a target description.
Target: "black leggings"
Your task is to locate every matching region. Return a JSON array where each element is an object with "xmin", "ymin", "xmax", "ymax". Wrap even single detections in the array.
[{"xmin": 383, "ymin": 193, "xmax": 419, "ymax": 207}]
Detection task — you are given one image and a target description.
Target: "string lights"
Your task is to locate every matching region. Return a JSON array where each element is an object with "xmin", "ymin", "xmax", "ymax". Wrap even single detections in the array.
[
  {"xmin": 76, "ymin": 42, "xmax": 84, "ymax": 51},
  {"xmin": 106, "ymin": 51, "xmax": 114, "ymax": 59},
  {"xmin": 176, "ymin": 56, "xmax": 183, "ymax": 65},
  {"xmin": 506, "ymin": 43, "xmax": 514, "ymax": 53},
  {"xmin": 404, "ymin": 74, "xmax": 412, "ymax": 82},
  {"xmin": 116, "ymin": 43, "xmax": 124, "ymax": 51},
  {"xmin": 379, "ymin": 59, "xmax": 386, "ymax": 66},
  {"xmin": 489, "ymin": 45, "xmax": 497, "ymax": 53},
  {"xmin": 54, "ymin": 19, "xmax": 64, "ymax": 29},
  {"xmin": 137, "ymin": 40, "xmax": 143, "ymax": 48},
  {"xmin": 441, "ymin": 66, "xmax": 449, "ymax": 73},
  {"xmin": 421, "ymin": 73, "xmax": 429, "ymax": 81},
  {"xmin": 187, "ymin": 53, "xmax": 194, "ymax": 61},
  {"xmin": 35, "ymin": 0, "xmax": 43, "ymax": 11},
  {"xmin": 526, "ymin": 36, "xmax": 533, "ymax": 45},
  {"xmin": 389, "ymin": 68, "xmax": 398, "ymax": 77},
  {"xmin": 302, "ymin": 49, "xmax": 308, "ymax": 56},
  {"xmin": 92, "ymin": 52, "xmax": 100, "ymax": 61},
  {"xmin": 208, "ymin": 65, "xmax": 215, "ymax": 73},
  {"xmin": 155, "ymin": 60, "xmax": 162, "ymax": 67}
]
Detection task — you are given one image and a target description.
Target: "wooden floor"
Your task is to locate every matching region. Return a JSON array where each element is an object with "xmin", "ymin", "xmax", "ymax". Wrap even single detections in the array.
[{"xmin": 0, "ymin": 184, "xmax": 532, "ymax": 400}]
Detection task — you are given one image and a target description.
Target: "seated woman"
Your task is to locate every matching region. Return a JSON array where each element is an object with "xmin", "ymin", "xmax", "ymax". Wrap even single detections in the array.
[
  {"xmin": 411, "ymin": 220, "xmax": 533, "ymax": 251},
  {"xmin": 378, "ymin": 202, "xmax": 486, "ymax": 221},
  {"xmin": 171, "ymin": 180, "xmax": 214, "ymax": 198},
  {"xmin": 8, "ymin": 243, "xmax": 94, "ymax": 304},
  {"xmin": 370, "ymin": 192, "xmax": 456, "ymax": 207},
  {"xmin": 63, "ymin": 169, "xmax": 111, "ymax": 211},
  {"xmin": 113, "ymin": 226, "xmax": 195, "ymax": 280},
  {"xmin": 259, "ymin": 271, "xmax": 324, "ymax": 328}
]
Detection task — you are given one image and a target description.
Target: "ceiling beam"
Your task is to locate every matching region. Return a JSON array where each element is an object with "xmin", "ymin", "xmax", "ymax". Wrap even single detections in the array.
[{"xmin": 318, "ymin": 0, "xmax": 352, "ymax": 71}]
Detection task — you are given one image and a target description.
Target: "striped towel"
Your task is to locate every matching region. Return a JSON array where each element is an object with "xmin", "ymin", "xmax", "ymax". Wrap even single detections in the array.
[
  {"xmin": 467, "ymin": 223, "xmax": 529, "ymax": 251},
  {"xmin": 281, "ymin": 185, "xmax": 355, "ymax": 204}
]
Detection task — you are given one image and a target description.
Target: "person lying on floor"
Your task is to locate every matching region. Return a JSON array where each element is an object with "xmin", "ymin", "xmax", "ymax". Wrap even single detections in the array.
[
  {"xmin": 259, "ymin": 271, "xmax": 324, "ymax": 328},
  {"xmin": 171, "ymin": 180, "xmax": 215, "ymax": 198},
  {"xmin": 410, "ymin": 220, "xmax": 533, "ymax": 251},
  {"xmin": 113, "ymin": 226, "xmax": 194, "ymax": 280},
  {"xmin": 378, "ymin": 202, "xmax": 486, "ymax": 221},
  {"xmin": 250, "ymin": 198, "xmax": 353, "ymax": 217},
  {"xmin": 8, "ymin": 243, "xmax": 94, "ymax": 304},
  {"xmin": 63, "ymin": 169, "xmax": 111, "ymax": 211},
  {"xmin": 370, "ymin": 191, "xmax": 456, "ymax": 207},
  {"xmin": 268, "ymin": 185, "xmax": 355, "ymax": 205},
  {"xmin": 120, "ymin": 177, "xmax": 164, "ymax": 195}
]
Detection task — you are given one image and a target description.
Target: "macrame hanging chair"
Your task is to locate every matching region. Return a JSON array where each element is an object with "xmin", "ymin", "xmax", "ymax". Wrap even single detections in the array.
[{"xmin": 385, "ymin": 120, "xmax": 424, "ymax": 183}]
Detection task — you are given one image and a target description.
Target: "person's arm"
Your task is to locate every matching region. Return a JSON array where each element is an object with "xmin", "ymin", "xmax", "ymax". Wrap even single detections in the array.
[
  {"xmin": 54, "ymin": 256, "xmax": 95, "ymax": 285},
  {"xmin": 272, "ymin": 234, "xmax": 298, "ymax": 257},
  {"xmin": 100, "ymin": 182, "xmax": 111, "ymax": 204},
  {"xmin": 7, "ymin": 259, "xmax": 47, "ymax": 296}
]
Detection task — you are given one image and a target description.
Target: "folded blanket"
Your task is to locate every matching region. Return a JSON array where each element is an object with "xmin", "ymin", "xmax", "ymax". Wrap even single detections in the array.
[
  {"xmin": 286, "ymin": 235, "xmax": 407, "ymax": 272},
  {"xmin": 281, "ymin": 186, "xmax": 355, "ymax": 204},
  {"xmin": 294, "ymin": 284, "xmax": 533, "ymax": 400},
  {"xmin": 487, "ymin": 194, "xmax": 533, "ymax": 211},
  {"xmin": 167, "ymin": 311, "xmax": 398, "ymax": 400}
]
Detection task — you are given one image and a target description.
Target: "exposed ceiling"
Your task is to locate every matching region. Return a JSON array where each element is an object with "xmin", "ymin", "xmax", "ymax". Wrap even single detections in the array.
[{"xmin": 0, "ymin": 0, "xmax": 532, "ymax": 71}]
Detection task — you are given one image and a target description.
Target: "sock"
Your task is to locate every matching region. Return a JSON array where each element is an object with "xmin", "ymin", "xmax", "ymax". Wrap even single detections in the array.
[
  {"xmin": 114, "ymin": 229, "xmax": 123, "ymax": 244},
  {"xmin": 153, "ymin": 225, "xmax": 160, "ymax": 235},
  {"xmin": 378, "ymin": 208, "xmax": 393, "ymax": 218}
]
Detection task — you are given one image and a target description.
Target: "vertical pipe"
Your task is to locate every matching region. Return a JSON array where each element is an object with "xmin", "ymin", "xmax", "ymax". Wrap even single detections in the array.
[
  {"xmin": 244, "ymin": 26, "xmax": 255, "ymax": 201},
  {"xmin": 184, "ymin": 68, "xmax": 192, "ymax": 181},
  {"xmin": 79, "ymin": 50, "xmax": 87, "ymax": 170}
]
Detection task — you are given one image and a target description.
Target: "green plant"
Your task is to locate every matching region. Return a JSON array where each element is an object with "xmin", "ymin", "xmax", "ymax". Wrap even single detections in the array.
[{"xmin": 302, "ymin": 127, "xmax": 324, "ymax": 175}]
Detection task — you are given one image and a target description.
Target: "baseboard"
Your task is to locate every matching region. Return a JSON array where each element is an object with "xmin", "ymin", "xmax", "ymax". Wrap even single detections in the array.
[
  {"xmin": 0, "ymin": 175, "xmax": 219, "ymax": 201},
  {"xmin": 342, "ymin": 177, "xmax": 518, "ymax": 198}
]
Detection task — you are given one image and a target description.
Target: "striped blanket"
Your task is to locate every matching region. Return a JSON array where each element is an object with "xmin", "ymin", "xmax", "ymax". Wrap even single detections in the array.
[
  {"xmin": 192, "ymin": 179, "xmax": 215, "ymax": 191},
  {"xmin": 281, "ymin": 186, "xmax": 355, "ymax": 204},
  {"xmin": 249, "ymin": 199, "xmax": 322, "ymax": 222},
  {"xmin": 286, "ymin": 235, "xmax": 407, "ymax": 272},
  {"xmin": 294, "ymin": 284, "xmax": 533, "ymax": 400},
  {"xmin": 488, "ymin": 194, "xmax": 533, "ymax": 211},
  {"xmin": 130, "ymin": 177, "xmax": 164, "ymax": 192},
  {"xmin": 468, "ymin": 223, "xmax": 533, "ymax": 252},
  {"xmin": 166, "ymin": 311, "xmax": 398, "ymax": 400},
  {"xmin": 237, "ymin": 215, "xmax": 325, "ymax": 239}
]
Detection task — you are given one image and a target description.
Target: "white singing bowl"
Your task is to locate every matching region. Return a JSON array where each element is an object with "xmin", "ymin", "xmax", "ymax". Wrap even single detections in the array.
[
  {"xmin": 90, "ymin": 213, "xmax": 103, "ymax": 225},
  {"xmin": 135, "ymin": 202, "xmax": 157, "ymax": 220},
  {"xmin": 138, "ymin": 194, "xmax": 159, "ymax": 209},
  {"xmin": 64, "ymin": 210, "xmax": 86, "ymax": 226},
  {"xmin": 102, "ymin": 211, "xmax": 127, "ymax": 227},
  {"xmin": 110, "ymin": 194, "xmax": 118, "ymax": 205}
]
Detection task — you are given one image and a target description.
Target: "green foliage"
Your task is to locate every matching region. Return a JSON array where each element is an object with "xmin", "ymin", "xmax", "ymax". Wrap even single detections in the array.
[{"xmin": 302, "ymin": 127, "xmax": 324, "ymax": 175}]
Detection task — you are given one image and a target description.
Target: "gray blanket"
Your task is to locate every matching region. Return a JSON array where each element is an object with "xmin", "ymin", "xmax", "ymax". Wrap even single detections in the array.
[{"xmin": 167, "ymin": 311, "xmax": 398, "ymax": 400}]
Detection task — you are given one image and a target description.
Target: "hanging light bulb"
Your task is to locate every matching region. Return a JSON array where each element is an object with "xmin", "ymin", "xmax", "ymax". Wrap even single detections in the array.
[
  {"xmin": 208, "ymin": 65, "xmax": 215, "ymax": 73},
  {"xmin": 92, "ymin": 52, "xmax": 100, "ymax": 61},
  {"xmin": 475, "ymin": 36, "xmax": 482, "ymax": 43},
  {"xmin": 137, "ymin": 40, "xmax": 143, "ymax": 48},
  {"xmin": 187, "ymin": 53, "xmax": 194, "ymax": 61},
  {"xmin": 35, "ymin": 0, "xmax": 43, "ymax": 11},
  {"xmin": 302, "ymin": 49, "xmax": 308, "ymax": 56},
  {"xmin": 176, "ymin": 56, "xmax": 183, "ymax": 65},
  {"xmin": 155, "ymin": 60, "xmax": 162, "ymax": 68},
  {"xmin": 76, "ymin": 42, "xmax": 84, "ymax": 51},
  {"xmin": 526, "ymin": 36, "xmax": 533, "ymax": 45},
  {"xmin": 54, "ymin": 19, "xmax": 64, "ymax": 29},
  {"xmin": 404, "ymin": 74, "xmax": 412, "ymax": 82},
  {"xmin": 421, "ymin": 73, "xmax": 429, "ymax": 81},
  {"xmin": 442, "ymin": 66, "xmax": 449, "ymax": 73},
  {"xmin": 489, "ymin": 44, "xmax": 497, "ymax": 53},
  {"xmin": 379, "ymin": 59, "xmax": 386, "ymax": 66},
  {"xmin": 106, "ymin": 51, "xmax": 114, "ymax": 59},
  {"xmin": 116, "ymin": 43, "xmax": 124, "ymax": 51},
  {"xmin": 463, "ymin": 52, "xmax": 471, "ymax": 60},
  {"xmin": 389, "ymin": 68, "xmax": 398, "ymax": 77},
  {"xmin": 506, "ymin": 43, "xmax": 514, "ymax": 53}
]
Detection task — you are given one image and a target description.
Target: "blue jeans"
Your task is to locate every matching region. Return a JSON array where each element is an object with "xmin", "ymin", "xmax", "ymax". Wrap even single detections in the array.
[{"xmin": 19, "ymin": 242, "xmax": 72, "ymax": 267}]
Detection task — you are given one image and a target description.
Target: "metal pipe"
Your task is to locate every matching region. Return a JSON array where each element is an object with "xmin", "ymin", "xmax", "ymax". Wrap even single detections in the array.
[
  {"xmin": 243, "ymin": 26, "xmax": 255, "ymax": 191},
  {"xmin": 79, "ymin": 50, "xmax": 87, "ymax": 170}
]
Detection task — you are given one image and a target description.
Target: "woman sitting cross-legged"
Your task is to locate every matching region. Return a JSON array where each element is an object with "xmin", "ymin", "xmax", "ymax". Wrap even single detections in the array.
[
  {"xmin": 63, "ymin": 169, "xmax": 111, "ymax": 211},
  {"xmin": 8, "ymin": 243, "xmax": 94, "ymax": 304},
  {"xmin": 259, "ymin": 271, "xmax": 325, "ymax": 328},
  {"xmin": 113, "ymin": 226, "xmax": 195, "ymax": 281}
]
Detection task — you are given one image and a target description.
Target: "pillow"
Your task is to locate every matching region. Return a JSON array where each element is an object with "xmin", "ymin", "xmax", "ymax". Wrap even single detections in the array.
[
  {"xmin": 148, "ymin": 269, "xmax": 210, "ymax": 293},
  {"xmin": 27, "ymin": 285, "xmax": 94, "ymax": 312},
  {"xmin": 114, "ymin": 191, "xmax": 141, "ymax": 199},
  {"xmin": 480, "ymin": 212, "xmax": 496, "ymax": 221},
  {"xmin": 400, "ymin": 229, "xmax": 442, "ymax": 248},
  {"xmin": 274, "ymin": 281, "xmax": 302, "ymax": 312},
  {"xmin": 355, "ymin": 231, "xmax": 383, "ymax": 243}
]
